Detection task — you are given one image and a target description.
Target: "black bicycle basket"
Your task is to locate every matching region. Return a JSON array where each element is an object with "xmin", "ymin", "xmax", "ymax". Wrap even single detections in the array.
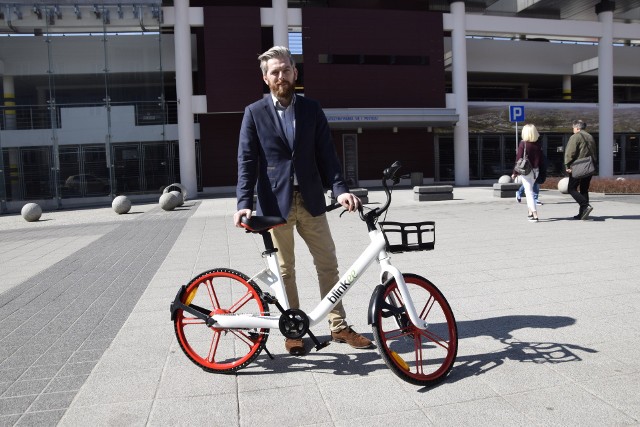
[{"xmin": 379, "ymin": 221, "xmax": 436, "ymax": 253}]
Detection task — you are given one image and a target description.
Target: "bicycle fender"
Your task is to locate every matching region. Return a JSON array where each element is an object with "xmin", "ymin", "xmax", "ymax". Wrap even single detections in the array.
[
  {"xmin": 368, "ymin": 284, "xmax": 386, "ymax": 326},
  {"xmin": 170, "ymin": 285, "xmax": 187, "ymax": 321}
]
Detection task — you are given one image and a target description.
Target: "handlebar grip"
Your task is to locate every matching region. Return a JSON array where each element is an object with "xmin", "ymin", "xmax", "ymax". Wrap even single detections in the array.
[
  {"xmin": 383, "ymin": 161, "xmax": 402, "ymax": 180},
  {"xmin": 326, "ymin": 201, "xmax": 342, "ymax": 212}
]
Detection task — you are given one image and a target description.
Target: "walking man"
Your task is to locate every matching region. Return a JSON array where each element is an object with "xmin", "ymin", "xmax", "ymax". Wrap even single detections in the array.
[{"xmin": 565, "ymin": 119, "xmax": 597, "ymax": 220}]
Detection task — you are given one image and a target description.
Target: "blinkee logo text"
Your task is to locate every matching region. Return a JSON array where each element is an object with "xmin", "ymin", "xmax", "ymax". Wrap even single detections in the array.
[{"xmin": 327, "ymin": 270, "xmax": 357, "ymax": 303}]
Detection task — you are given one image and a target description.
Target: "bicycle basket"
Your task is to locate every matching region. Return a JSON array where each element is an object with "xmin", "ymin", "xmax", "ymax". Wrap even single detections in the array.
[{"xmin": 379, "ymin": 221, "xmax": 435, "ymax": 253}]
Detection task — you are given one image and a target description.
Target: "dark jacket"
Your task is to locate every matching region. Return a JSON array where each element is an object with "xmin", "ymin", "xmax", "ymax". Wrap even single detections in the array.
[
  {"xmin": 513, "ymin": 140, "xmax": 543, "ymax": 175},
  {"xmin": 535, "ymin": 153, "xmax": 548, "ymax": 184},
  {"xmin": 236, "ymin": 95, "xmax": 348, "ymax": 218}
]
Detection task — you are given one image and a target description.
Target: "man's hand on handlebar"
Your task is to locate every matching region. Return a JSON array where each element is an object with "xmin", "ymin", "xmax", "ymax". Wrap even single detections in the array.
[
  {"xmin": 234, "ymin": 209, "xmax": 252, "ymax": 227},
  {"xmin": 337, "ymin": 192, "xmax": 361, "ymax": 213}
]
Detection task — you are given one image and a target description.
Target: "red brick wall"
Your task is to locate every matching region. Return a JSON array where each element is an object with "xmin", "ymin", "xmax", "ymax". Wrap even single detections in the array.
[
  {"xmin": 301, "ymin": 8, "xmax": 445, "ymax": 108},
  {"xmin": 199, "ymin": 113, "xmax": 244, "ymax": 187},
  {"xmin": 202, "ymin": 7, "xmax": 263, "ymax": 112},
  {"xmin": 332, "ymin": 129, "xmax": 434, "ymax": 180}
]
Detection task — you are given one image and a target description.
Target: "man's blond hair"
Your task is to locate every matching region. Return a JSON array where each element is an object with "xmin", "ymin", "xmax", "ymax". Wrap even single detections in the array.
[{"xmin": 258, "ymin": 46, "xmax": 295, "ymax": 75}]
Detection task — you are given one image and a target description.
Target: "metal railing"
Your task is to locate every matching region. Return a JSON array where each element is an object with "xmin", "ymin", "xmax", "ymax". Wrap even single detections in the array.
[{"xmin": 0, "ymin": 101, "xmax": 178, "ymax": 131}]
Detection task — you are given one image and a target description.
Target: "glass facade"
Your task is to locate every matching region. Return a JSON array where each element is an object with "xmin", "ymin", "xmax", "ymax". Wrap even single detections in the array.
[
  {"xmin": 0, "ymin": 2, "xmax": 191, "ymax": 210},
  {"xmin": 436, "ymin": 132, "xmax": 639, "ymax": 181}
]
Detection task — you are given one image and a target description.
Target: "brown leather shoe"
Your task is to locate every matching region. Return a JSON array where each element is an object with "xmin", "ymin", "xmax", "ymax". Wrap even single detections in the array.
[
  {"xmin": 284, "ymin": 338, "xmax": 306, "ymax": 355},
  {"xmin": 331, "ymin": 327, "xmax": 373, "ymax": 349}
]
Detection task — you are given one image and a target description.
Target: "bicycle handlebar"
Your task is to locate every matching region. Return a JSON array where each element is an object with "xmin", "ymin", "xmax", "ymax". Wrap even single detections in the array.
[
  {"xmin": 370, "ymin": 160, "xmax": 401, "ymax": 220},
  {"xmin": 326, "ymin": 160, "xmax": 402, "ymax": 227}
]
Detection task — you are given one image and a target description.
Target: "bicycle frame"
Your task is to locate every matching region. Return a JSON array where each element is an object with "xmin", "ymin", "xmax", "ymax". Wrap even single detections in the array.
[{"xmin": 209, "ymin": 227, "xmax": 428, "ymax": 331}]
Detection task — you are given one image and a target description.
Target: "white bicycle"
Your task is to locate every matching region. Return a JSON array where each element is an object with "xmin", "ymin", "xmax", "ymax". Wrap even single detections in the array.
[{"xmin": 170, "ymin": 161, "xmax": 458, "ymax": 386}]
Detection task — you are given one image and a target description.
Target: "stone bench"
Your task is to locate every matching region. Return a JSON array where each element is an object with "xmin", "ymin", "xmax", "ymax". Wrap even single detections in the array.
[
  {"xmin": 413, "ymin": 185, "xmax": 453, "ymax": 201},
  {"xmin": 493, "ymin": 182, "xmax": 520, "ymax": 198},
  {"xmin": 327, "ymin": 188, "xmax": 369, "ymax": 204}
]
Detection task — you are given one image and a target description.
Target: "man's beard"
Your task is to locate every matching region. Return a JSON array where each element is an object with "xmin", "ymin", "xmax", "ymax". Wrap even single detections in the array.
[{"xmin": 271, "ymin": 80, "xmax": 295, "ymax": 100}]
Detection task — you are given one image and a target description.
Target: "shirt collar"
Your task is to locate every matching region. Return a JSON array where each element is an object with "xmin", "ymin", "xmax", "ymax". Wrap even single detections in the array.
[{"xmin": 271, "ymin": 93, "xmax": 296, "ymax": 110}]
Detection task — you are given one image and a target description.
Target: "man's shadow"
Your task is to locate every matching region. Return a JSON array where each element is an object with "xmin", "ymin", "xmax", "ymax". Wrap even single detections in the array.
[{"xmin": 546, "ymin": 214, "xmax": 640, "ymax": 222}]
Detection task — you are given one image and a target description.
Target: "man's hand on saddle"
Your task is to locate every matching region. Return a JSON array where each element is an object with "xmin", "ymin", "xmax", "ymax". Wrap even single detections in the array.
[{"xmin": 233, "ymin": 209, "xmax": 252, "ymax": 227}]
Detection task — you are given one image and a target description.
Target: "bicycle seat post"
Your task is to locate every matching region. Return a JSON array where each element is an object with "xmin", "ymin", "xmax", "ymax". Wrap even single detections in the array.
[{"xmin": 260, "ymin": 231, "xmax": 278, "ymax": 257}]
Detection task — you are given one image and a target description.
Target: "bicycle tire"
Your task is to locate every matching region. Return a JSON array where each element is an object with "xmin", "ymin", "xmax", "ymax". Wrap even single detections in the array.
[
  {"xmin": 372, "ymin": 273, "xmax": 458, "ymax": 386},
  {"xmin": 173, "ymin": 268, "xmax": 269, "ymax": 373}
]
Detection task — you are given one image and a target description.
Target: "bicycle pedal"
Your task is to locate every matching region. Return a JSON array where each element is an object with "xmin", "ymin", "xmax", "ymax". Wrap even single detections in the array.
[
  {"xmin": 262, "ymin": 292, "xmax": 285, "ymax": 313},
  {"xmin": 314, "ymin": 341, "xmax": 331, "ymax": 352}
]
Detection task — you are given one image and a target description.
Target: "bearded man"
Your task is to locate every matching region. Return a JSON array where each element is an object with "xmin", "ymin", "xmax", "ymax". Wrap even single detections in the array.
[{"xmin": 234, "ymin": 46, "xmax": 372, "ymax": 356}]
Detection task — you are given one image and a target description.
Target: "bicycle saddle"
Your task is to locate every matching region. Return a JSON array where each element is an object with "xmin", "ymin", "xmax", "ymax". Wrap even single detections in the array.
[{"xmin": 241, "ymin": 216, "xmax": 287, "ymax": 233}]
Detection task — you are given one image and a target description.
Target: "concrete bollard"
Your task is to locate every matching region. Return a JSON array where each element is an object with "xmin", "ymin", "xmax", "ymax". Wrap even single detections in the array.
[
  {"xmin": 163, "ymin": 183, "xmax": 188, "ymax": 203},
  {"xmin": 21, "ymin": 203, "xmax": 42, "ymax": 222},
  {"xmin": 170, "ymin": 190, "xmax": 184, "ymax": 207},
  {"xmin": 159, "ymin": 192, "xmax": 179, "ymax": 211},
  {"xmin": 558, "ymin": 177, "xmax": 569, "ymax": 194},
  {"xmin": 112, "ymin": 195, "xmax": 132, "ymax": 214}
]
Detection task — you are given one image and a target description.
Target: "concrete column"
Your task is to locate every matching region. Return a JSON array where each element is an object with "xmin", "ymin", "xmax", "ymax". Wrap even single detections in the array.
[
  {"xmin": 272, "ymin": 0, "xmax": 288, "ymax": 47},
  {"xmin": 174, "ymin": 0, "xmax": 198, "ymax": 197},
  {"xmin": 2, "ymin": 74, "xmax": 17, "ymax": 130},
  {"xmin": 562, "ymin": 75, "xmax": 572, "ymax": 100},
  {"xmin": 450, "ymin": 1, "xmax": 470, "ymax": 186},
  {"xmin": 597, "ymin": 3, "xmax": 614, "ymax": 177}
]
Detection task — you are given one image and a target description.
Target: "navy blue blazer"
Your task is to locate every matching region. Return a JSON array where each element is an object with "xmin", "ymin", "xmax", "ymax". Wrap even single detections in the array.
[{"xmin": 236, "ymin": 95, "xmax": 349, "ymax": 218}]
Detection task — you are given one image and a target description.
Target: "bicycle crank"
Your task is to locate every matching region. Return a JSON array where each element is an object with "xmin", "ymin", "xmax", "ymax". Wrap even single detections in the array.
[{"xmin": 278, "ymin": 309, "xmax": 330, "ymax": 351}]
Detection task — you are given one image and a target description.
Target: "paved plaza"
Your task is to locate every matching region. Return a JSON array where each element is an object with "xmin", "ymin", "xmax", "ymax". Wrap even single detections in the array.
[{"xmin": 1, "ymin": 186, "xmax": 639, "ymax": 426}]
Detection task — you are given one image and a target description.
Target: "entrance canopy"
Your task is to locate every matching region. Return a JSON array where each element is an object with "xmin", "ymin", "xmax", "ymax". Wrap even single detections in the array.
[{"xmin": 324, "ymin": 108, "xmax": 459, "ymax": 129}]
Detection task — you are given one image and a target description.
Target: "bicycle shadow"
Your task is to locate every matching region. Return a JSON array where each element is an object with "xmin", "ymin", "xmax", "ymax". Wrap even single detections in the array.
[
  {"xmin": 242, "ymin": 314, "xmax": 596, "ymax": 390},
  {"xmin": 416, "ymin": 314, "xmax": 597, "ymax": 392}
]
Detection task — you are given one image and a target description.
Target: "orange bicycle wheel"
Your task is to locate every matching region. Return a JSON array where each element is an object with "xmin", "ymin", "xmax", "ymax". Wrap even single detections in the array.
[
  {"xmin": 372, "ymin": 273, "xmax": 458, "ymax": 386},
  {"xmin": 173, "ymin": 268, "xmax": 269, "ymax": 372}
]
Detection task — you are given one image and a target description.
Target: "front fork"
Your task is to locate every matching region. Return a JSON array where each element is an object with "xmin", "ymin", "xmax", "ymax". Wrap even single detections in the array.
[{"xmin": 368, "ymin": 265, "xmax": 427, "ymax": 330}]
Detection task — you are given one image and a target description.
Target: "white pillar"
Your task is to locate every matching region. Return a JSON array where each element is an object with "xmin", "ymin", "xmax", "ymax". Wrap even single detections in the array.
[
  {"xmin": 174, "ymin": 0, "xmax": 198, "ymax": 197},
  {"xmin": 272, "ymin": 0, "xmax": 288, "ymax": 47},
  {"xmin": 597, "ymin": 6, "xmax": 614, "ymax": 177},
  {"xmin": 451, "ymin": 1, "xmax": 470, "ymax": 186},
  {"xmin": 2, "ymin": 74, "xmax": 17, "ymax": 130},
  {"xmin": 562, "ymin": 75, "xmax": 572, "ymax": 100}
]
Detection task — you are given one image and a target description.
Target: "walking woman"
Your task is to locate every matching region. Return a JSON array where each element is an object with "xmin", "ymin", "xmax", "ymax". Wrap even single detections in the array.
[{"xmin": 512, "ymin": 123, "xmax": 544, "ymax": 222}]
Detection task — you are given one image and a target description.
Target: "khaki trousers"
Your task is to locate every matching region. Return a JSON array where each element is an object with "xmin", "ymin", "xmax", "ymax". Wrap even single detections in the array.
[{"xmin": 270, "ymin": 191, "xmax": 347, "ymax": 332}]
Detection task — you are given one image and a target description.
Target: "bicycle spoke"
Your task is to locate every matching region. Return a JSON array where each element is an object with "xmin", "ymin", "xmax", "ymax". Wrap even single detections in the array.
[
  {"xmin": 204, "ymin": 278, "xmax": 221, "ymax": 310},
  {"xmin": 416, "ymin": 328, "xmax": 451, "ymax": 351},
  {"xmin": 229, "ymin": 329, "xmax": 259, "ymax": 348},
  {"xmin": 414, "ymin": 334, "xmax": 425, "ymax": 375},
  {"xmin": 228, "ymin": 290, "xmax": 255, "ymax": 314},
  {"xmin": 383, "ymin": 327, "xmax": 412, "ymax": 341},
  {"xmin": 207, "ymin": 330, "xmax": 222, "ymax": 363},
  {"xmin": 181, "ymin": 317, "xmax": 205, "ymax": 325},
  {"xmin": 418, "ymin": 295, "xmax": 436, "ymax": 321}
]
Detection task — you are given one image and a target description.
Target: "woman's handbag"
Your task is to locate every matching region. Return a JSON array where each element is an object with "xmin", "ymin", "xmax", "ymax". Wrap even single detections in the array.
[
  {"xmin": 571, "ymin": 156, "xmax": 595, "ymax": 178},
  {"xmin": 514, "ymin": 142, "xmax": 532, "ymax": 176}
]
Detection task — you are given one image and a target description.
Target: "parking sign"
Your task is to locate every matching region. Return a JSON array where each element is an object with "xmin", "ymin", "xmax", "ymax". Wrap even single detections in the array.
[{"xmin": 509, "ymin": 105, "xmax": 525, "ymax": 122}]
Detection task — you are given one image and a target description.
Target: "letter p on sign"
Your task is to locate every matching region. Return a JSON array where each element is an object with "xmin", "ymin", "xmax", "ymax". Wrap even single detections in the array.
[{"xmin": 509, "ymin": 105, "xmax": 525, "ymax": 122}]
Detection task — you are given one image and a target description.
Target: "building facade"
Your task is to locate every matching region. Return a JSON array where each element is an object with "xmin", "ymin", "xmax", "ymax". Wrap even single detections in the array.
[{"xmin": 1, "ymin": 0, "xmax": 640, "ymax": 212}]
